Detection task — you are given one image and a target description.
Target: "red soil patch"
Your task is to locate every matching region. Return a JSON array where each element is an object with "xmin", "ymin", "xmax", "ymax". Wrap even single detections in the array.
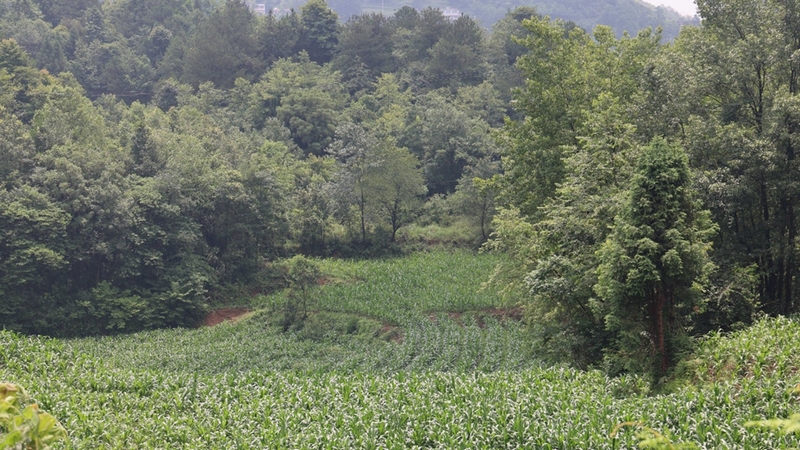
[
  {"xmin": 379, "ymin": 323, "xmax": 404, "ymax": 343},
  {"xmin": 204, "ymin": 308, "xmax": 251, "ymax": 327}
]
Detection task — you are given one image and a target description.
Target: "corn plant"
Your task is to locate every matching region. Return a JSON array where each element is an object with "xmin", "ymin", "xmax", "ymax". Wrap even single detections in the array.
[{"xmin": 2, "ymin": 253, "xmax": 800, "ymax": 449}]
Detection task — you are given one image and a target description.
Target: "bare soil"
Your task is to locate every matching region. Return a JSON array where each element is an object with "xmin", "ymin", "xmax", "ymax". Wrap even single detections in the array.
[
  {"xmin": 203, "ymin": 308, "xmax": 251, "ymax": 327},
  {"xmin": 378, "ymin": 323, "xmax": 404, "ymax": 343}
]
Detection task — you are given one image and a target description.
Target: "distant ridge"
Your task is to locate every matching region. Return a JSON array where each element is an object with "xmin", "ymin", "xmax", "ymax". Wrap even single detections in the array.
[{"xmin": 294, "ymin": 0, "xmax": 698, "ymax": 39}]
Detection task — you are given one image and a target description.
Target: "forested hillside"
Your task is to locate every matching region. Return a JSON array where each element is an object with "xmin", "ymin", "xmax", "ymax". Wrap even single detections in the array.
[
  {"xmin": 0, "ymin": 0, "xmax": 516, "ymax": 336},
  {"xmin": 6, "ymin": 0, "xmax": 800, "ymax": 447},
  {"xmin": 0, "ymin": 0, "xmax": 799, "ymax": 385},
  {"xmin": 271, "ymin": 0, "xmax": 696, "ymax": 39}
]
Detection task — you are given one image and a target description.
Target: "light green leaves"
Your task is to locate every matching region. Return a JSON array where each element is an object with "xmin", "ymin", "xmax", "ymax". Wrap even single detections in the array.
[{"xmin": 0, "ymin": 383, "xmax": 68, "ymax": 450}]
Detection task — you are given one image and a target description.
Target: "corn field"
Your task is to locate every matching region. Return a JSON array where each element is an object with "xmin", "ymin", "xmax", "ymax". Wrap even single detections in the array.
[{"xmin": 2, "ymin": 251, "xmax": 799, "ymax": 448}]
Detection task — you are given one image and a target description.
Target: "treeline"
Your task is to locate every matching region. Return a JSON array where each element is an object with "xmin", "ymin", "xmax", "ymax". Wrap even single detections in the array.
[
  {"xmin": 491, "ymin": 0, "xmax": 800, "ymax": 379},
  {"xmin": 0, "ymin": 0, "xmax": 524, "ymax": 336},
  {"xmin": 0, "ymin": 0, "xmax": 537, "ymax": 102},
  {"xmin": 321, "ymin": 0, "xmax": 695, "ymax": 40}
]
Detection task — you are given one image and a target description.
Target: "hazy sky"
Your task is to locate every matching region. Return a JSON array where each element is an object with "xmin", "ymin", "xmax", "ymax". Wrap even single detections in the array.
[{"xmin": 641, "ymin": 0, "xmax": 698, "ymax": 16}]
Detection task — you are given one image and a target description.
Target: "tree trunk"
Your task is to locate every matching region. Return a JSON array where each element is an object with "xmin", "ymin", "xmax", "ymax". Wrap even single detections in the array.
[
  {"xmin": 653, "ymin": 286, "xmax": 668, "ymax": 375},
  {"xmin": 360, "ymin": 190, "xmax": 366, "ymax": 245},
  {"xmin": 760, "ymin": 179, "xmax": 780, "ymax": 309}
]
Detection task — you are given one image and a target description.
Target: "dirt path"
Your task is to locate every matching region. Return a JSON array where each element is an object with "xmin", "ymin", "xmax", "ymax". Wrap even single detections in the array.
[{"xmin": 203, "ymin": 308, "xmax": 251, "ymax": 327}]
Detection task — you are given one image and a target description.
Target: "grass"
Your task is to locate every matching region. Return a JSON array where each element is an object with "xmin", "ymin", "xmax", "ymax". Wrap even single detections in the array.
[{"xmin": 2, "ymin": 250, "xmax": 800, "ymax": 448}]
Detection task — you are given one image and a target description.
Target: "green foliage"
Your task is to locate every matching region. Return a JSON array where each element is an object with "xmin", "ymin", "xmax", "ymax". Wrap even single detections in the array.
[
  {"xmin": 298, "ymin": 0, "xmax": 338, "ymax": 64},
  {"xmin": 250, "ymin": 55, "xmax": 347, "ymax": 155},
  {"xmin": 278, "ymin": 255, "xmax": 322, "ymax": 329},
  {"xmin": 596, "ymin": 138, "xmax": 716, "ymax": 377},
  {"xmin": 309, "ymin": 250, "xmax": 511, "ymax": 324},
  {"xmin": 612, "ymin": 422, "xmax": 698, "ymax": 449},
  {"xmin": 70, "ymin": 38, "xmax": 155, "ymax": 101},
  {"xmin": 256, "ymin": 10, "xmax": 301, "ymax": 65},
  {"xmin": 0, "ymin": 38, "xmax": 47, "ymax": 121},
  {"xmin": 666, "ymin": 0, "xmax": 800, "ymax": 317},
  {"xmin": 499, "ymin": 19, "xmax": 660, "ymax": 218},
  {"xmin": 409, "ymin": 94, "xmax": 497, "ymax": 195},
  {"xmin": 327, "ymin": 122, "xmax": 383, "ymax": 244},
  {"xmin": 371, "ymin": 144, "xmax": 427, "ymax": 243},
  {"xmin": 332, "ymin": 13, "xmax": 395, "ymax": 85},
  {"xmin": 0, "ymin": 383, "xmax": 68, "ymax": 450},
  {"xmin": 746, "ymin": 412, "xmax": 800, "ymax": 437},
  {"xmin": 483, "ymin": 208, "xmax": 536, "ymax": 301},
  {"xmin": 181, "ymin": 0, "xmax": 261, "ymax": 88},
  {"xmin": 670, "ymin": 316, "xmax": 800, "ymax": 387},
  {"xmin": 490, "ymin": 94, "xmax": 647, "ymax": 368},
  {"xmin": 695, "ymin": 264, "xmax": 760, "ymax": 334},
  {"xmin": 0, "ymin": 0, "xmax": 784, "ymax": 393},
  {"xmin": 396, "ymin": 221, "xmax": 479, "ymax": 250}
]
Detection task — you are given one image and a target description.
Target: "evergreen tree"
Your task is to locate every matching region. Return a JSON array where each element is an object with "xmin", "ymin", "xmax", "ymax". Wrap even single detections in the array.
[
  {"xmin": 182, "ymin": 0, "xmax": 261, "ymax": 88},
  {"xmin": 596, "ymin": 138, "xmax": 716, "ymax": 376},
  {"xmin": 299, "ymin": 0, "xmax": 338, "ymax": 64},
  {"xmin": 333, "ymin": 12, "xmax": 395, "ymax": 79}
]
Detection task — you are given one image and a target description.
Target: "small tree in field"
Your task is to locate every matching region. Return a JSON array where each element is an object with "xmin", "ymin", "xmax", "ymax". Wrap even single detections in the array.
[
  {"xmin": 373, "ymin": 144, "xmax": 426, "ymax": 243},
  {"xmin": 281, "ymin": 255, "xmax": 322, "ymax": 329},
  {"xmin": 595, "ymin": 138, "xmax": 716, "ymax": 377}
]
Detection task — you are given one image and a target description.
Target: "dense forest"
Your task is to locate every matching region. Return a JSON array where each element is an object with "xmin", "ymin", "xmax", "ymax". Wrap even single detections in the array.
[{"xmin": 0, "ymin": 0, "xmax": 798, "ymax": 383}]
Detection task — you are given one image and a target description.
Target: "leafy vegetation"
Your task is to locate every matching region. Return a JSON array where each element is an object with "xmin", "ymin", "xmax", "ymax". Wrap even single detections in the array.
[
  {"xmin": 3, "ymin": 0, "xmax": 800, "ymax": 447},
  {"xmin": 490, "ymin": 0, "xmax": 800, "ymax": 381},
  {"xmin": 0, "ymin": 383, "xmax": 68, "ymax": 450}
]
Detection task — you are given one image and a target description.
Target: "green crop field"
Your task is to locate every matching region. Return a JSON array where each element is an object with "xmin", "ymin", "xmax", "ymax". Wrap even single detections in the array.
[{"xmin": 2, "ymin": 251, "xmax": 800, "ymax": 448}]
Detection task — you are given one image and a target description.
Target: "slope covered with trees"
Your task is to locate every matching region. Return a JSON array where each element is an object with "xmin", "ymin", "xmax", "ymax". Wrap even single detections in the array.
[
  {"xmin": 0, "ymin": 0, "xmax": 797, "ymax": 390},
  {"xmin": 0, "ymin": 0, "xmax": 514, "ymax": 336},
  {"xmin": 281, "ymin": 0, "xmax": 697, "ymax": 40}
]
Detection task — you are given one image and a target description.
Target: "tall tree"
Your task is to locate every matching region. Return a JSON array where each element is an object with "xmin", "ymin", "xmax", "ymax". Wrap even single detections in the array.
[
  {"xmin": 182, "ymin": 0, "xmax": 261, "ymax": 88},
  {"xmin": 333, "ymin": 13, "xmax": 396, "ymax": 80},
  {"xmin": 327, "ymin": 123, "xmax": 381, "ymax": 244},
  {"xmin": 256, "ymin": 10, "xmax": 301, "ymax": 65},
  {"xmin": 70, "ymin": 39, "xmax": 155, "ymax": 100},
  {"xmin": 596, "ymin": 138, "xmax": 715, "ymax": 376},
  {"xmin": 298, "ymin": 0, "xmax": 338, "ymax": 64},
  {"xmin": 373, "ymin": 144, "xmax": 426, "ymax": 242},
  {"xmin": 251, "ymin": 55, "xmax": 347, "ymax": 155},
  {"xmin": 409, "ymin": 95, "xmax": 497, "ymax": 195},
  {"xmin": 35, "ymin": 0, "xmax": 96, "ymax": 26},
  {"xmin": 489, "ymin": 19, "xmax": 665, "ymax": 369},
  {"xmin": 499, "ymin": 18, "xmax": 660, "ymax": 218},
  {"xmin": 0, "ymin": 38, "xmax": 48, "ymax": 122},
  {"xmin": 489, "ymin": 94, "xmax": 640, "ymax": 367},
  {"xmin": 424, "ymin": 15, "xmax": 486, "ymax": 89}
]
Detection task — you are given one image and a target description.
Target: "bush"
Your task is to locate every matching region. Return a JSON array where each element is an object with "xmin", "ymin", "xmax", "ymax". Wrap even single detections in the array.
[{"xmin": 0, "ymin": 383, "xmax": 68, "ymax": 450}]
